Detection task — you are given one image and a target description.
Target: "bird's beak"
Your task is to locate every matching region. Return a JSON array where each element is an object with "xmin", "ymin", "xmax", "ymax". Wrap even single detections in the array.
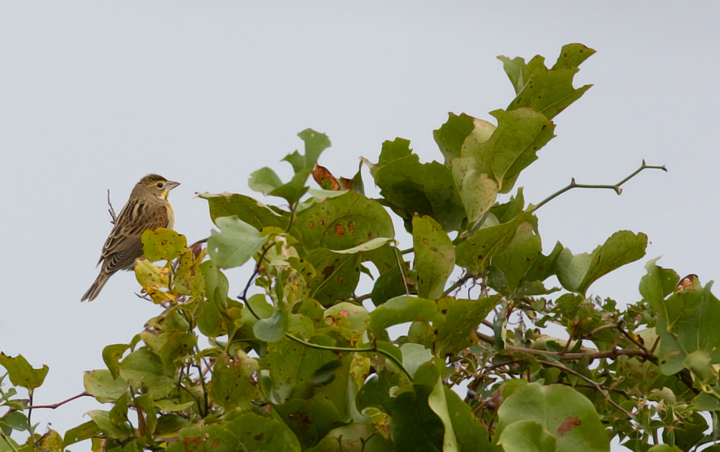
[{"xmin": 167, "ymin": 181, "xmax": 181, "ymax": 191}]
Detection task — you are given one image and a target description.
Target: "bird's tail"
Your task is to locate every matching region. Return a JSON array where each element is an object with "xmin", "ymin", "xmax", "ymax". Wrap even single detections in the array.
[{"xmin": 81, "ymin": 272, "xmax": 110, "ymax": 302}]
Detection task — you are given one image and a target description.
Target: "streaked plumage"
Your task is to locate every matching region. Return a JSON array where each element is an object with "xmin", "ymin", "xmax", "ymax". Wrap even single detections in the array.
[{"xmin": 81, "ymin": 174, "xmax": 180, "ymax": 301}]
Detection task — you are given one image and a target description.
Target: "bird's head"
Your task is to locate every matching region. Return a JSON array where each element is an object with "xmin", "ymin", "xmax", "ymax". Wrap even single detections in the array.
[{"xmin": 134, "ymin": 174, "xmax": 181, "ymax": 200}]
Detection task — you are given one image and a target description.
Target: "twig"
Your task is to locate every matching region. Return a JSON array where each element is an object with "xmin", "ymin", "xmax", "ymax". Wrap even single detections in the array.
[
  {"xmin": 355, "ymin": 293, "xmax": 372, "ymax": 302},
  {"xmin": 474, "ymin": 331, "xmax": 650, "ymax": 361},
  {"xmin": 537, "ymin": 359, "xmax": 635, "ymax": 419},
  {"xmin": 532, "ymin": 161, "xmax": 666, "ymax": 212},
  {"xmin": 27, "ymin": 391, "xmax": 90, "ymax": 410},
  {"xmin": 393, "ymin": 248, "xmax": 410, "ymax": 296},
  {"xmin": 616, "ymin": 324, "xmax": 653, "ymax": 358},
  {"xmin": 442, "ymin": 271, "xmax": 474, "ymax": 298},
  {"xmin": 587, "ymin": 323, "xmax": 618, "ymax": 337},
  {"xmin": 285, "ymin": 333, "xmax": 414, "ymax": 382},
  {"xmin": 238, "ymin": 243, "xmax": 276, "ymax": 320},
  {"xmin": 107, "ymin": 189, "xmax": 117, "ymax": 224}
]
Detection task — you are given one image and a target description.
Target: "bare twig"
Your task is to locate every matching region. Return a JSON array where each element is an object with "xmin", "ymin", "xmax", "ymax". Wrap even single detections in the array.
[
  {"xmin": 532, "ymin": 161, "xmax": 666, "ymax": 212},
  {"xmin": 393, "ymin": 248, "xmax": 410, "ymax": 296},
  {"xmin": 474, "ymin": 331, "xmax": 651, "ymax": 362},
  {"xmin": 616, "ymin": 324, "xmax": 653, "ymax": 358},
  {"xmin": 442, "ymin": 271, "xmax": 474, "ymax": 298},
  {"xmin": 587, "ymin": 323, "xmax": 618, "ymax": 337},
  {"xmin": 27, "ymin": 392, "xmax": 90, "ymax": 410},
  {"xmin": 538, "ymin": 359, "xmax": 635, "ymax": 419},
  {"xmin": 107, "ymin": 189, "xmax": 117, "ymax": 224}
]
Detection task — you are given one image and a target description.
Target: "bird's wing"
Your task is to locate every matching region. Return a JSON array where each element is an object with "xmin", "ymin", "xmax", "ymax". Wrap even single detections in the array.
[{"xmin": 99, "ymin": 198, "xmax": 172, "ymax": 273}]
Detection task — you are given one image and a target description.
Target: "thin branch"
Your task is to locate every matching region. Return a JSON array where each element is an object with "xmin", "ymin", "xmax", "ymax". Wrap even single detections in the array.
[
  {"xmin": 587, "ymin": 323, "xmax": 618, "ymax": 337},
  {"xmin": 393, "ymin": 248, "xmax": 410, "ymax": 296},
  {"xmin": 474, "ymin": 331, "xmax": 651, "ymax": 361},
  {"xmin": 285, "ymin": 333, "xmax": 414, "ymax": 382},
  {"xmin": 442, "ymin": 271, "xmax": 473, "ymax": 298},
  {"xmin": 537, "ymin": 359, "xmax": 636, "ymax": 420},
  {"xmin": 238, "ymin": 243, "xmax": 276, "ymax": 320},
  {"xmin": 107, "ymin": 189, "xmax": 117, "ymax": 224},
  {"xmin": 616, "ymin": 324, "xmax": 653, "ymax": 358},
  {"xmin": 532, "ymin": 161, "xmax": 666, "ymax": 212},
  {"xmin": 354, "ymin": 293, "xmax": 372, "ymax": 303},
  {"xmin": 27, "ymin": 391, "xmax": 90, "ymax": 410}
]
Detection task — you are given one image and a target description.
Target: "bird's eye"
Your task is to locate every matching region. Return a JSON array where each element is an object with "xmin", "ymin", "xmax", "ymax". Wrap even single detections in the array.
[{"xmin": 156, "ymin": 182, "xmax": 164, "ymax": 188}]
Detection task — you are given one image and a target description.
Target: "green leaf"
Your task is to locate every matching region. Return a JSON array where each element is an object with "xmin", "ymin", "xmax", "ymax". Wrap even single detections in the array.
[
  {"xmin": 198, "ymin": 260, "xmax": 229, "ymax": 338},
  {"xmin": 662, "ymin": 412, "xmax": 708, "ymax": 451},
  {"xmin": 165, "ymin": 423, "xmax": 242, "ymax": 452},
  {"xmin": 208, "ymin": 215, "xmax": 269, "ymax": 269},
  {"xmin": 450, "ymin": 156, "xmax": 499, "ymax": 223},
  {"xmin": 489, "ymin": 222, "xmax": 561, "ymax": 297},
  {"xmin": 412, "ymin": 215, "xmax": 455, "ymax": 300},
  {"xmin": 389, "ymin": 388, "xmax": 444, "ymax": 451},
  {"xmin": 400, "ymin": 343, "xmax": 433, "ymax": 379},
  {"xmin": 494, "ymin": 383, "xmax": 610, "ymax": 452},
  {"xmin": 208, "ymin": 351, "xmax": 260, "ymax": 411},
  {"xmin": 248, "ymin": 167, "xmax": 284, "ymax": 194},
  {"xmin": 455, "ymin": 211, "xmax": 528, "ymax": 271},
  {"xmin": 444, "ymin": 387, "xmax": 490, "ymax": 451},
  {"xmin": 639, "ymin": 257, "xmax": 679, "ymax": 305},
  {"xmin": 556, "ymin": 230, "xmax": 648, "ymax": 295},
  {"xmin": 284, "ymin": 129, "xmax": 332, "ymax": 174},
  {"xmin": 264, "ymin": 340, "xmax": 338, "ymax": 404},
  {"xmin": 0, "ymin": 353, "xmax": 48, "ymax": 391},
  {"xmin": 102, "ymin": 344, "xmax": 130, "ymax": 380},
  {"xmin": 295, "ymin": 190, "xmax": 394, "ymax": 251},
  {"xmin": 83, "ymin": 370, "xmax": 128, "ymax": 403},
  {"xmin": 647, "ymin": 446, "xmax": 683, "ymax": 452},
  {"xmin": 199, "ymin": 192, "xmax": 289, "ymax": 230},
  {"xmin": 324, "ymin": 302, "xmax": 370, "ymax": 344},
  {"xmin": 1, "ymin": 411, "xmax": 27, "ymax": 432},
  {"xmin": 369, "ymin": 152, "xmax": 466, "ymax": 232},
  {"xmin": 273, "ymin": 395, "xmax": 346, "ymax": 449},
  {"xmin": 307, "ymin": 423, "xmax": 393, "ymax": 452},
  {"xmin": 63, "ymin": 420, "xmax": 102, "ymax": 447},
  {"xmin": 141, "ymin": 228, "xmax": 187, "ymax": 261},
  {"xmin": 497, "ymin": 421, "xmax": 556, "ymax": 452},
  {"xmin": 306, "ymin": 239, "xmax": 394, "ymax": 306},
  {"xmin": 652, "ymin": 275, "xmax": 720, "ymax": 376},
  {"xmin": 118, "ymin": 349, "xmax": 174, "ymax": 400},
  {"xmin": 499, "ymin": 43, "xmax": 595, "ymax": 120},
  {"xmin": 434, "ymin": 296, "xmax": 501, "ymax": 357},
  {"xmin": 249, "ymin": 129, "xmax": 331, "ymax": 206},
  {"xmin": 154, "ymin": 400, "xmax": 195, "ymax": 412},
  {"xmin": 225, "ymin": 413, "xmax": 302, "ymax": 452},
  {"xmin": 427, "ymin": 376, "xmax": 459, "ymax": 452},
  {"xmin": 135, "ymin": 394, "xmax": 157, "ymax": 438},
  {"xmin": 377, "ymin": 137, "xmax": 413, "ymax": 166},
  {"xmin": 433, "ymin": 113, "xmax": 476, "ymax": 164},
  {"xmin": 368, "ymin": 296, "xmax": 445, "ymax": 335},
  {"xmin": 173, "ymin": 250, "xmax": 205, "ymax": 296},
  {"xmin": 141, "ymin": 311, "xmax": 196, "ymax": 374},
  {"xmin": 253, "ymin": 308, "xmax": 288, "ymax": 343},
  {"xmin": 459, "ymin": 108, "xmax": 555, "ymax": 195},
  {"xmin": 87, "ymin": 409, "xmax": 133, "ymax": 440}
]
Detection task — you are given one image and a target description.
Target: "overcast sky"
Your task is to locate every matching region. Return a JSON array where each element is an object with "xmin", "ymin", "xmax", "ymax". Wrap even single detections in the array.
[{"xmin": 1, "ymin": 2, "xmax": 718, "ymax": 448}]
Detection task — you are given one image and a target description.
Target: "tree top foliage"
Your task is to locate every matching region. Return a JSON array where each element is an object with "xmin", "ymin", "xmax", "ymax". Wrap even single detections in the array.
[{"xmin": 2, "ymin": 43, "xmax": 713, "ymax": 452}]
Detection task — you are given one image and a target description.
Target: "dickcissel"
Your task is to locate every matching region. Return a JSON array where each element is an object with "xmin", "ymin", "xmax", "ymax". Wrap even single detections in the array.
[{"xmin": 81, "ymin": 174, "xmax": 180, "ymax": 301}]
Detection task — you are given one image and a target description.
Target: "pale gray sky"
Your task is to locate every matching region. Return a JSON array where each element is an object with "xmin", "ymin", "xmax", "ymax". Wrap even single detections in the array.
[{"xmin": 1, "ymin": 2, "xmax": 718, "ymax": 448}]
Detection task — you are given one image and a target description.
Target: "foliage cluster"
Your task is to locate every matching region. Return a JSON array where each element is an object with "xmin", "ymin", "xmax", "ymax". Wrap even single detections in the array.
[{"xmin": 2, "ymin": 44, "xmax": 717, "ymax": 452}]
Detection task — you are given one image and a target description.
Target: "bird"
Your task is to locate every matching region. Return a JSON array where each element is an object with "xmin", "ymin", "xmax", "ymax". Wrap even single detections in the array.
[{"xmin": 81, "ymin": 174, "xmax": 180, "ymax": 301}]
